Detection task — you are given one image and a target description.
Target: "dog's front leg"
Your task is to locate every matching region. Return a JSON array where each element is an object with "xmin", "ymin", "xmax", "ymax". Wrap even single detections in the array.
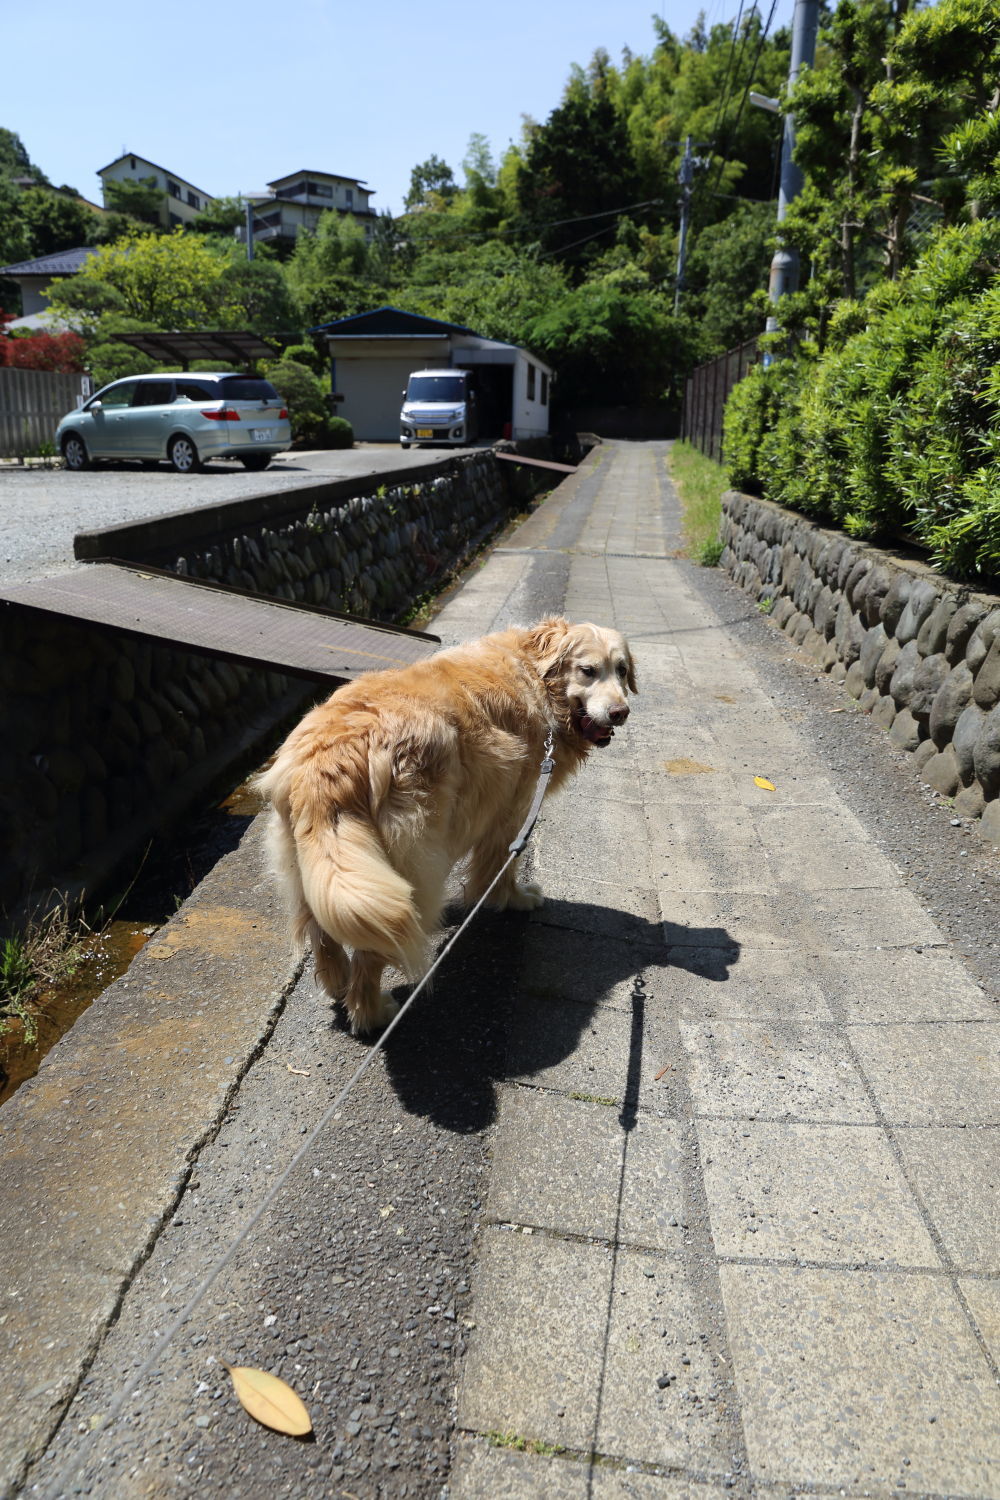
[
  {"xmin": 466, "ymin": 834, "xmax": 544, "ymax": 911},
  {"xmin": 344, "ymin": 950, "xmax": 400, "ymax": 1036}
]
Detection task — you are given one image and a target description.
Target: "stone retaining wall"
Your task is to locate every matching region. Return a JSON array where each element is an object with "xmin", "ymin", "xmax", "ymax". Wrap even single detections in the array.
[
  {"xmin": 721, "ymin": 490, "xmax": 1000, "ymax": 845},
  {"xmin": 1, "ymin": 453, "xmax": 544, "ymax": 916}
]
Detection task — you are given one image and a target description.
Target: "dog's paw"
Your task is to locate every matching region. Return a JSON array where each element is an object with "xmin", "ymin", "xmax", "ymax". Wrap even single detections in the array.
[
  {"xmin": 506, "ymin": 880, "xmax": 544, "ymax": 911},
  {"xmin": 349, "ymin": 991, "xmax": 400, "ymax": 1037}
]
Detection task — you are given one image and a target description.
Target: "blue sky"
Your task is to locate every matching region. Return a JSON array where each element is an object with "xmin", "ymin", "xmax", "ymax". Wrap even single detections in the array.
[{"xmin": 7, "ymin": 0, "xmax": 794, "ymax": 218}]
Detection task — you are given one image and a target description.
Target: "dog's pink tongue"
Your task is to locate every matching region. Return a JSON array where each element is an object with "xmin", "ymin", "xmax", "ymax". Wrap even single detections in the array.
[{"xmin": 581, "ymin": 715, "xmax": 612, "ymax": 742}]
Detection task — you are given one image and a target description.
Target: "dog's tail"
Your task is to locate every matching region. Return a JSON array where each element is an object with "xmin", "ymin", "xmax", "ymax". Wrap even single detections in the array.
[{"xmin": 256, "ymin": 750, "xmax": 427, "ymax": 979}]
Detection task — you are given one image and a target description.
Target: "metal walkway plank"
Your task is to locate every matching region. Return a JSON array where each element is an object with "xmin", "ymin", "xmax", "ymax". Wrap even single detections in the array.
[{"xmin": 0, "ymin": 564, "xmax": 439, "ymax": 683}]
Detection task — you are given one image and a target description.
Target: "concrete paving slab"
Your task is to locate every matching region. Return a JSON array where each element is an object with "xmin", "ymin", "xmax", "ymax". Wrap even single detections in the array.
[
  {"xmin": 661, "ymin": 886, "xmax": 944, "ymax": 952},
  {"xmin": 850, "ymin": 1022, "xmax": 1000, "ymax": 1124},
  {"xmin": 458, "ymin": 1228, "xmax": 613, "ymax": 1452},
  {"xmin": 698, "ymin": 1120, "xmax": 941, "ymax": 1266},
  {"xmin": 618, "ymin": 1116, "xmax": 696, "ymax": 1253},
  {"xmin": 532, "ymin": 799, "xmax": 652, "ymax": 887},
  {"xmin": 895, "ymin": 1127, "xmax": 1000, "ymax": 1271},
  {"xmin": 679, "ymin": 1019, "xmax": 878, "ymax": 1123},
  {"xmin": 531, "ymin": 877, "xmax": 665, "ymax": 944},
  {"xmin": 666, "ymin": 948, "xmax": 835, "ymax": 1023},
  {"xmin": 451, "ymin": 1439, "xmax": 732, "ymax": 1499},
  {"xmin": 818, "ymin": 946, "xmax": 993, "ymax": 1023},
  {"xmin": 595, "ymin": 1250, "xmax": 732, "ymax": 1470},
  {"xmin": 517, "ymin": 926, "xmax": 662, "ymax": 1012},
  {"xmin": 959, "ymin": 1278, "xmax": 1000, "ymax": 1360},
  {"xmin": 765, "ymin": 837, "xmax": 899, "ymax": 891},
  {"xmin": 486, "ymin": 1089, "xmax": 626, "ymax": 1238},
  {"xmin": 720, "ymin": 1263, "xmax": 1000, "ymax": 1494}
]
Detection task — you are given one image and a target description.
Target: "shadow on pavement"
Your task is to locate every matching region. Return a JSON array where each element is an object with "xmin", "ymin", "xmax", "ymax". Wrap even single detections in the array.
[{"xmin": 379, "ymin": 899, "xmax": 740, "ymax": 1134}]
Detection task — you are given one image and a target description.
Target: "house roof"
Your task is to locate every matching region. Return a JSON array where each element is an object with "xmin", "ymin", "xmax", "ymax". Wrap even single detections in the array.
[
  {"xmin": 311, "ymin": 306, "xmax": 481, "ymax": 338},
  {"xmin": 0, "ymin": 246, "xmax": 97, "ymax": 278},
  {"xmin": 96, "ymin": 153, "xmax": 214, "ymax": 202},
  {"xmin": 267, "ymin": 169, "xmax": 370, "ymax": 190}
]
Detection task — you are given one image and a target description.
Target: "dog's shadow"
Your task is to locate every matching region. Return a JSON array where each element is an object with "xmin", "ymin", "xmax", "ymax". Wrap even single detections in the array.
[{"xmin": 379, "ymin": 898, "xmax": 740, "ymax": 1134}]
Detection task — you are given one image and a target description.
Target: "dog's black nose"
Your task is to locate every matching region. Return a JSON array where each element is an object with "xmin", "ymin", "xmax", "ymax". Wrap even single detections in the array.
[{"xmin": 609, "ymin": 703, "xmax": 630, "ymax": 725}]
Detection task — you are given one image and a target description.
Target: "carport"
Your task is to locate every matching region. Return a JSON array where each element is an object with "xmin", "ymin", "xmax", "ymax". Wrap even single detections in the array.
[{"xmin": 311, "ymin": 306, "xmax": 552, "ymax": 443}]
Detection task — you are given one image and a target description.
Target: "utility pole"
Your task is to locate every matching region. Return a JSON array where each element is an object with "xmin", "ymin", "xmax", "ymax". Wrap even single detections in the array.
[
  {"xmin": 764, "ymin": 0, "xmax": 820, "ymax": 325},
  {"xmin": 245, "ymin": 199, "xmax": 255, "ymax": 262},
  {"xmin": 674, "ymin": 136, "xmax": 710, "ymax": 314}
]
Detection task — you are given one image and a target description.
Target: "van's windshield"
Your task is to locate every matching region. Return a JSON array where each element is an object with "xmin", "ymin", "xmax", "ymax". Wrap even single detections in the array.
[{"xmin": 406, "ymin": 375, "xmax": 467, "ymax": 403}]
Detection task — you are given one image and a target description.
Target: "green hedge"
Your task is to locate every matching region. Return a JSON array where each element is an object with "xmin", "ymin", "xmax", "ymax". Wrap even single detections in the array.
[{"xmin": 724, "ymin": 221, "xmax": 1000, "ymax": 580}]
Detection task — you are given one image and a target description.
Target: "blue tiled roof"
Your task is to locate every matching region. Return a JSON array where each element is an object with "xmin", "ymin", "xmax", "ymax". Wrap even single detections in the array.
[{"xmin": 0, "ymin": 246, "xmax": 97, "ymax": 278}]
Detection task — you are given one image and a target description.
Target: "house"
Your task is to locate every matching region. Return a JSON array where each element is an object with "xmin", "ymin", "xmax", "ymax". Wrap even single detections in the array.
[
  {"xmin": 311, "ymin": 306, "xmax": 553, "ymax": 442},
  {"xmin": 96, "ymin": 153, "xmax": 215, "ymax": 228},
  {"xmin": 0, "ymin": 246, "xmax": 98, "ymax": 328},
  {"xmin": 239, "ymin": 170, "xmax": 377, "ymax": 247}
]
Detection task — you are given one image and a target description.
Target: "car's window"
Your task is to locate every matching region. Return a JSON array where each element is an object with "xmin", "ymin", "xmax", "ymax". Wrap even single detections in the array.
[
  {"xmin": 93, "ymin": 381, "xmax": 138, "ymax": 409},
  {"xmin": 218, "ymin": 377, "xmax": 279, "ymax": 402},
  {"xmin": 406, "ymin": 375, "xmax": 467, "ymax": 402},
  {"xmin": 133, "ymin": 381, "xmax": 175, "ymax": 407},
  {"xmin": 175, "ymin": 381, "xmax": 215, "ymax": 402}
]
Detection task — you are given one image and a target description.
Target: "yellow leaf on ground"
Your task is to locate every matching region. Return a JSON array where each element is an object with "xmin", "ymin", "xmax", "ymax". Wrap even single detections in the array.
[
  {"xmin": 753, "ymin": 776, "xmax": 776, "ymax": 791},
  {"xmin": 223, "ymin": 1363, "xmax": 313, "ymax": 1436}
]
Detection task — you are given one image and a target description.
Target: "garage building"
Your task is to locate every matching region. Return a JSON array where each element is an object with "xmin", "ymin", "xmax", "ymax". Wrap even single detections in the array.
[{"xmin": 311, "ymin": 306, "xmax": 552, "ymax": 443}]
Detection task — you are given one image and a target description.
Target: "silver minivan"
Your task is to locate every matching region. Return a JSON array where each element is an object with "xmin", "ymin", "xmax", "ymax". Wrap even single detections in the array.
[
  {"xmin": 399, "ymin": 368, "xmax": 478, "ymax": 448},
  {"xmin": 56, "ymin": 372, "xmax": 292, "ymax": 473}
]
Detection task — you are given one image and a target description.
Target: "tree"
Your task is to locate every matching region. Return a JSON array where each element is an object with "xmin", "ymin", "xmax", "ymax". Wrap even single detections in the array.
[
  {"xmin": 0, "ymin": 328, "xmax": 86, "ymax": 371},
  {"xmin": 404, "ymin": 155, "xmax": 458, "ymax": 211},
  {"xmin": 285, "ymin": 212, "xmax": 376, "ymax": 327},
  {"xmin": 52, "ymin": 229, "xmax": 241, "ymax": 327},
  {"xmin": 192, "ymin": 195, "xmax": 247, "ymax": 236},
  {"xmin": 102, "ymin": 175, "xmax": 166, "ymax": 227},
  {"xmin": 19, "ymin": 188, "xmax": 98, "ymax": 257}
]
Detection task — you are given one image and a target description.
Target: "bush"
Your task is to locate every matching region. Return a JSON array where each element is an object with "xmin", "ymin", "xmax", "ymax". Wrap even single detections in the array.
[
  {"xmin": 263, "ymin": 358, "xmax": 353, "ymax": 449},
  {"xmin": 723, "ymin": 221, "xmax": 1000, "ymax": 579}
]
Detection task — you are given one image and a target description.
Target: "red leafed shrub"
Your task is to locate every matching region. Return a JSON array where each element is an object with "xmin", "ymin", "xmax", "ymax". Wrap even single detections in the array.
[{"xmin": 0, "ymin": 326, "xmax": 87, "ymax": 372}]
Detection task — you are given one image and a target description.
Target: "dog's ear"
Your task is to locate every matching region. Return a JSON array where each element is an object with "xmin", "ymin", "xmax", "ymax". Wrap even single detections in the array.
[
  {"xmin": 625, "ymin": 644, "xmax": 638, "ymax": 694},
  {"xmin": 522, "ymin": 617, "xmax": 570, "ymax": 677}
]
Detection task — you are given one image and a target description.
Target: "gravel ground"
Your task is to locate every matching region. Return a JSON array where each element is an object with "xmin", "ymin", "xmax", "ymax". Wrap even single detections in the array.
[
  {"xmin": 0, "ymin": 445, "xmax": 471, "ymax": 586},
  {"xmin": 688, "ymin": 558, "xmax": 1000, "ymax": 1003}
]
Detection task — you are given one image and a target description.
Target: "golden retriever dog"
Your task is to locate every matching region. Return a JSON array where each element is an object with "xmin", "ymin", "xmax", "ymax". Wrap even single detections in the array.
[{"xmin": 257, "ymin": 617, "xmax": 636, "ymax": 1035}]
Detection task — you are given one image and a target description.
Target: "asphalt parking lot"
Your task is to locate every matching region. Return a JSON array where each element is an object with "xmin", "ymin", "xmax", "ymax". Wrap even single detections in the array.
[{"xmin": 0, "ymin": 445, "xmax": 474, "ymax": 585}]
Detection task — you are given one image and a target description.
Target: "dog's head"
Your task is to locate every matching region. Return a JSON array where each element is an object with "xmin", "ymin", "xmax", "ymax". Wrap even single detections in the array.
[{"xmin": 523, "ymin": 617, "xmax": 637, "ymax": 748}]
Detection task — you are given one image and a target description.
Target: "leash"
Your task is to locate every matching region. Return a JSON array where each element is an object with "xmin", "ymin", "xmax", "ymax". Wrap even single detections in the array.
[{"xmin": 41, "ymin": 731, "xmax": 558, "ymax": 1497}]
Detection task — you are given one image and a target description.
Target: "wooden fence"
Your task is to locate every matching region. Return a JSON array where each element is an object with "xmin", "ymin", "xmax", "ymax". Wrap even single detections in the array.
[
  {"xmin": 0, "ymin": 368, "xmax": 92, "ymax": 458},
  {"xmin": 680, "ymin": 337, "xmax": 758, "ymax": 464}
]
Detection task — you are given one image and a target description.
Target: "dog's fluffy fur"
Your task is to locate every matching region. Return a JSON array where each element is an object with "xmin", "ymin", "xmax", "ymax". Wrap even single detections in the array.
[{"xmin": 257, "ymin": 617, "xmax": 636, "ymax": 1034}]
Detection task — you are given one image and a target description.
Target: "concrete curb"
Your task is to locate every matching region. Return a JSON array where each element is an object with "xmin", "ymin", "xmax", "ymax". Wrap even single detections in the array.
[{"xmin": 0, "ymin": 818, "xmax": 299, "ymax": 1500}]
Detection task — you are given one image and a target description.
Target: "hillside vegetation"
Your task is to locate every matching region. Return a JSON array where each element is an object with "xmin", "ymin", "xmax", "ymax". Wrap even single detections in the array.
[{"xmin": 724, "ymin": 0, "xmax": 1000, "ymax": 581}]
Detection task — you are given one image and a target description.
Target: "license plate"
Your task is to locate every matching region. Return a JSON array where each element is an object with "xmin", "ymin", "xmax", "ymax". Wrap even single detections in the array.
[
  {"xmin": 416, "ymin": 427, "xmax": 434, "ymax": 439},
  {"xmin": 251, "ymin": 428, "xmax": 274, "ymax": 442}
]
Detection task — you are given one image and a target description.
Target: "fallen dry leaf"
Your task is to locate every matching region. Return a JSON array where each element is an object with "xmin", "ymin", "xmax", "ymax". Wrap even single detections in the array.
[
  {"xmin": 223, "ymin": 1363, "xmax": 313, "ymax": 1436},
  {"xmin": 285, "ymin": 1064, "xmax": 311, "ymax": 1077},
  {"xmin": 753, "ymin": 776, "xmax": 776, "ymax": 791},
  {"xmin": 654, "ymin": 1065, "xmax": 673, "ymax": 1081}
]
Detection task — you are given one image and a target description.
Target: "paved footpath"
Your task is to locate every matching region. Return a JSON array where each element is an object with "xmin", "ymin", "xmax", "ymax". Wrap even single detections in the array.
[
  {"xmin": 11, "ymin": 441, "xmax": 1000, "ymax": 1499},
  {"xmin": 443, "ymin": 442, "xmax": 1000, "ymax": 1498}
]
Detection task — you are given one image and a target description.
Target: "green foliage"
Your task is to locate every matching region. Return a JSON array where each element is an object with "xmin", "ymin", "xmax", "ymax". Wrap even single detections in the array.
[
  {"xmin": 49, "ymin": 229, "xmax": 241, "ymax": 328},
  {"xmin": 263, "ymin": 357, "xmax": 340, "ymax": 447},
  {"xmin": 725, "ymin": 221, "xmax": 1000, "ymax": 578},
  {"xmin": 668, "ymin": 439, "xmax": 729, "ymax": 560},
  {"xmin": 192, "ymin": 195, "xmax": 247, "ymax": 236},
  {"xmin": 102, "ymin": 174, "xmax": 166, "ymax": 226}
]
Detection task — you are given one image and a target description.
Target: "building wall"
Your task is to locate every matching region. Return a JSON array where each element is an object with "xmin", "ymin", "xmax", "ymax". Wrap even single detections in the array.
[
  {"xmin": 99, "ymin": 157, "xmax": 213, "ymax": 227},
  {"xmin": 510, "ymin": 352, "xmax": 551, "ymax": 439}
]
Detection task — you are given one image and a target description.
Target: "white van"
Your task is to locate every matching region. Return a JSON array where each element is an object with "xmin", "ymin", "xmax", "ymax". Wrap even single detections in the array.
[{"xmin": 399, "ymin": 368, "xmax": 478, "ymax": 448}]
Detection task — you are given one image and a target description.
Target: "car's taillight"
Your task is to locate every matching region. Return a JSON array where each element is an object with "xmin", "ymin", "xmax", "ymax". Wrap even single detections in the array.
[
  {"xmin": 201, "ymin": 407, "xmax": 240, "ymax": 421},
  {"xmin": 279, "ymin": 408, "xmax": 288, "ymax": 419}
]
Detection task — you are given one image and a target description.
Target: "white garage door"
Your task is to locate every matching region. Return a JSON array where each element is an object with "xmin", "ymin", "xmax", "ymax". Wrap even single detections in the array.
[{"xmin": 336, "ymin": 357, "xmax": 428, "ymax": 442}]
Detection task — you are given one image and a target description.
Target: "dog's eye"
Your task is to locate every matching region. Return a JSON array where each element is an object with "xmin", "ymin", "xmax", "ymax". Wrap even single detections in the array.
[
  {"xmin": 580, "ymin": 664, "xmax": 596, "ymax": 678},
  {"xmin": 616, "ymin": 661, "xmax": 627, "ymax": 677}
]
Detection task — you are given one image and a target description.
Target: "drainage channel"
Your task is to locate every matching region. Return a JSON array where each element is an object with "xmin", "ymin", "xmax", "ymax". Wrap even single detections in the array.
[{"xmin": 0, "ymin": 777, "xmax": 262, "ymax": 1108}]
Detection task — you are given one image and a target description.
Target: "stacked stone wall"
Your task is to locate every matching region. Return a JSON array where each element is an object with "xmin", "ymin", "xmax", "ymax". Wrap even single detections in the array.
[
  {"xmin": 1, "ymin": 452, "xmax": 542, "ymax": 915},
  {"xmin": 721, "ymin": 490, "xmax": 1000, "ymax": 846}
]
